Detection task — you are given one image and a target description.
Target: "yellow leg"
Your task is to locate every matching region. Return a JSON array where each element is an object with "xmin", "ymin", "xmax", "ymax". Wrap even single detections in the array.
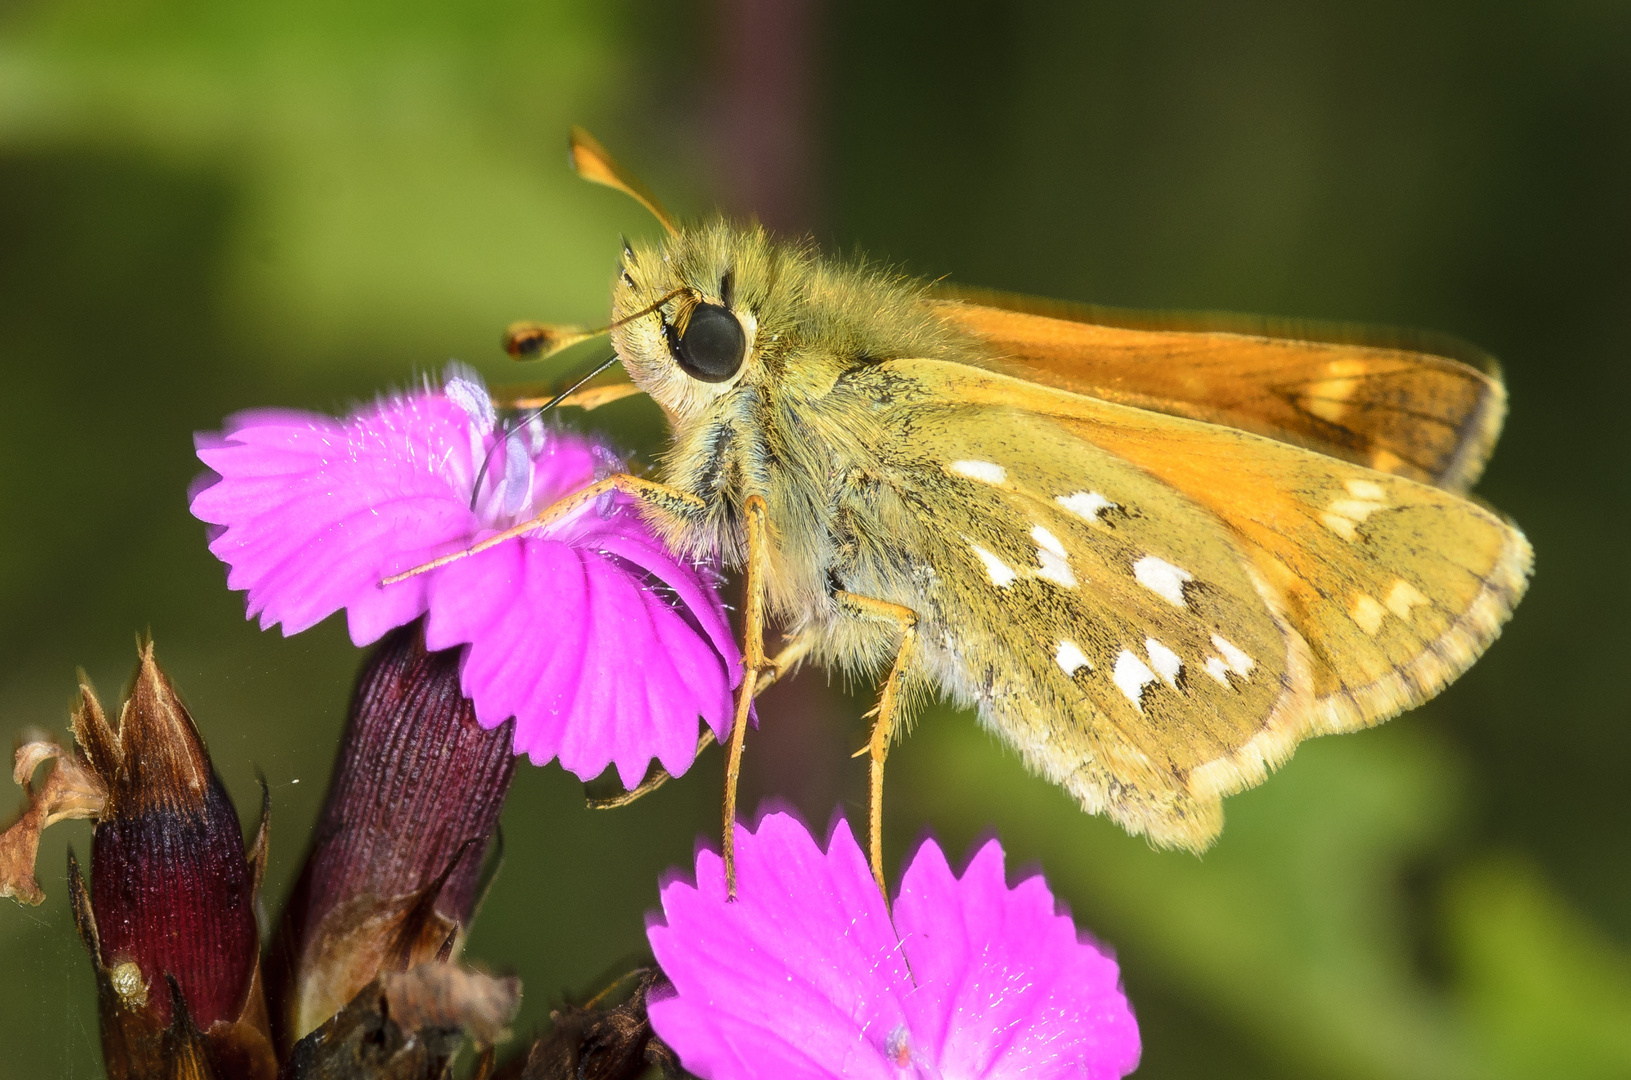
[
  {"xmin": 587, "ymin": 631, "xmax": 812, "ymax": 811},
  {"xmin": 382, "ymin": 474, "xmax": 704, "ymax": 584},
  {"xmin": 834, "ymin": 590, "xmax": 918, "ymax": 898},
  {"xmin": 723, "ymin": 495, "xmax": 774, "ymax": 899}
]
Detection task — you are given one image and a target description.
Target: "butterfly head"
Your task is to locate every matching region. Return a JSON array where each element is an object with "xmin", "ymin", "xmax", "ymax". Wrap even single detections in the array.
[{"xmin": 610, "ymin": 219, "xmax": 787, "ymax": 428}]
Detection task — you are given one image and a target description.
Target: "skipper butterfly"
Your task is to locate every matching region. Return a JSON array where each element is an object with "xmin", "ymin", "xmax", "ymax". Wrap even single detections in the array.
[{"xmin": 419, "ymin": 130, "xmax": 1531, "ymax": 892}]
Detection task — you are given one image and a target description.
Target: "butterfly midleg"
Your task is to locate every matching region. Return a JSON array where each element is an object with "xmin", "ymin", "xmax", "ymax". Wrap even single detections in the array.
[
  {"xmin": 589, "ymin": 630, "xmax": 813, "ymax": 811},
  {"xmin": 723, "ymin": 494, "xmax": 773, "ymax": 898},
  {"xmin": 833, "ymin": 590, "xmax": 919, "ymax": 896},
  {"xmin": 381, "ymin": 474, "xmax": 706, "ymax": 584}
]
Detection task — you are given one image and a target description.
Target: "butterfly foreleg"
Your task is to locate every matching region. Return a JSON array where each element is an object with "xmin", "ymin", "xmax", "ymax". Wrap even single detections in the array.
[
  {"xmin": 723, "ymin": 493, "xmax": 775, "ymax": 899},
  {"xmin": 833, "ymin": 590, "xmax": 919, "ymax": 897},
  {"xmin": 381, "ymin": 474, "xmax": 706, "ymax": 584}
]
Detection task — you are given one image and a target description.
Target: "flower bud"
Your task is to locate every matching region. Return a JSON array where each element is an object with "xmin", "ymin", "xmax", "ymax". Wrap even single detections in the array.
[
  {"xmin": 84, "ymin": 648, "xmax": 261, "ymax": 1032},
  {"xmin": 1, "ymin": 641, "xmax": 276, "ymax": 1080},
  {"xmin": 269, "ymin": 621, "xmax": 515, "ymax": 1047}
]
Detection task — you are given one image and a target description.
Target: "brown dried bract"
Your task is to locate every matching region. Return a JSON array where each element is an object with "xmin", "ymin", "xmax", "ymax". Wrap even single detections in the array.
[
  {"xmin": 290, "ymin": 874, "xmax": 463, "ymax": 1038},
  {"xmin": 379, "ymin": 964, "xmax": 521, "ymax": 1049},
  {"xmin": 282, "ymin": 964, "xmax": 521, "ymax": 1080},
  {"xmin": 0, "ymin": 731, "xmax": 107, "ymax": 905}
]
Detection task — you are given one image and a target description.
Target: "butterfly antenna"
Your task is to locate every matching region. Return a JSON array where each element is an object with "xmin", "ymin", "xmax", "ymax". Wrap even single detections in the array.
[
  {"xmin": 503, "ymin": 284, "xmax": 690, "ymax": 364},
  {"xmin": 569, "ymin": 127, "xmax": 679, "ymax": 237},
  {"xmin": 467, "ymin": 353, "xmax": 623, "ymax": 512}
]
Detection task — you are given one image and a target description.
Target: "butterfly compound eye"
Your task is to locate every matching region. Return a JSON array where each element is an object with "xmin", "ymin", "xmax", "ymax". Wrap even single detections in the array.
[{"xmin": 673, "ymin": 303, "xmax": 746, "ymax": 382}]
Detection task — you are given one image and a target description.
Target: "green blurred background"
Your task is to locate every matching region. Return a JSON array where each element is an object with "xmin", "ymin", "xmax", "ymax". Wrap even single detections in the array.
[{"xmin": 1, "ymin": 1, "xmax": 1627, "ymax": 1076}]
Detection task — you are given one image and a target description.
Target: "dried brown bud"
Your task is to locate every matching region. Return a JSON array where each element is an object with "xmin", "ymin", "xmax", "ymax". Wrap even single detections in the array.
[
  {"xmin": 496, "ymin": 970, "xmax": 677, "ymax": 1080},
  {"xmin": 269, "ymin": 621, "xmax": 515, "ymax": 1047}
]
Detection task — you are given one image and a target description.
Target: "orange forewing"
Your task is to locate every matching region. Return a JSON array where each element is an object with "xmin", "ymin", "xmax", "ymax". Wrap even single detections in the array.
[{"xmin": 933, "ymin": 286, "xmax": 1505, "ymax": 493}]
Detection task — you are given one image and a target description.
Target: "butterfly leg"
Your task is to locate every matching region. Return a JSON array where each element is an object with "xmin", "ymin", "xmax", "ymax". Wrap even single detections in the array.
[
  {"xmin": 833, "ymin": 590, "xmax": 919, "ymax": 896},
  {"xmin": 723, "ymin": 494, "xmax": 774, "ymax": 899},
  {"xmin": 381, "ymin": 474, "xmax": 704, "ymax": 584},
  {"xmin": 589, "ymin": 631, "xmax": 813, "ymax": 811}
]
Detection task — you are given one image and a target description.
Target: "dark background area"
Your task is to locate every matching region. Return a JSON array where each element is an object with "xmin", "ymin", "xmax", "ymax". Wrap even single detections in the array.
[{"xmin": 0, "ymin": 2, "xmax": 1626, "ymax": 1077}]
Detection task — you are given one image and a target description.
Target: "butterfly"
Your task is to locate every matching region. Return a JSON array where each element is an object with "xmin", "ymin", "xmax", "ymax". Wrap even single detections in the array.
[{"xmin": 426, "ymin": 129, "xmax": 1531, "ymax": 893}]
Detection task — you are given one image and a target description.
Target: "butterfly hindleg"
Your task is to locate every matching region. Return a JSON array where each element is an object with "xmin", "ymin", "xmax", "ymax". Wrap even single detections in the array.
[
  {"xmin": 834, "ymin": 590, "xmax": 919, "ymax": 897},
  {"xmin": 590, "ymin": 631, "xmax": 815, "ymax": 812}
]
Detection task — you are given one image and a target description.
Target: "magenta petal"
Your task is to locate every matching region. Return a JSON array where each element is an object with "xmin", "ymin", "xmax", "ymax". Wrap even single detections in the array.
[
  {"xmin": 648, "ymin": 815, "xmax": 1140, "ymax": 1080},
  {"xmin": 589, "ymin": 527, "xmax": 740, "ymax": 739},
  {"xmin": 894, "ymin": 840, "xmax": 1141, "ymax": 1080},
  {"xmin": 190, "ymin": 395, "xmax": 483, "ymax": 643},
  {"xmin": 193, "ymin": 377, "xmax": 739, "ymax": 788},
  {"xmin": 648, "ymin": 817, "xmax": 913, "ymax": 1080},
  {"xmin": 423, "ymin": 534, "xmax": 731, "ymax": 787}
]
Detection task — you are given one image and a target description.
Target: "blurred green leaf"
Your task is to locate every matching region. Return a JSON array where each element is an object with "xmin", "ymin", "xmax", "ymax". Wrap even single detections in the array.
[
  {"xmin": 0, "ymin": 0, "xmax": 668, "ymax": 366},
  {"xmin": 1449, "ymin": 856, "xmax": 1631, "ymax": 1079}
]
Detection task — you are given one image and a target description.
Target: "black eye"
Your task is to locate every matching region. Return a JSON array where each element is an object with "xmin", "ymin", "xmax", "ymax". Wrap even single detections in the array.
[{"xmin": 670, "ymin": 303, "xmax": 746, "ymax": 382}]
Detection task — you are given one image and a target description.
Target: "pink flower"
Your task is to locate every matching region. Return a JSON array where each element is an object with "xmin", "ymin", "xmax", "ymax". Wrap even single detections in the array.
[
  {"xmin": 647, "ymin": 813, "xmax": 1140, "ymax": 1080},
  {"xmin": 190, "ymin": 368, "xmax": 739, "ymax": 788}
]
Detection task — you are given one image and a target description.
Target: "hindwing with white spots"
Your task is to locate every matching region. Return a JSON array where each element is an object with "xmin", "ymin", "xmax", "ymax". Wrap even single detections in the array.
[
  {"xmin": 878, "ymin": 395, "xmax": 1309, "ymax": 847},
  {"xmin": 866, "ymin": 357, "xmax": 1527, "ymax": 851}
]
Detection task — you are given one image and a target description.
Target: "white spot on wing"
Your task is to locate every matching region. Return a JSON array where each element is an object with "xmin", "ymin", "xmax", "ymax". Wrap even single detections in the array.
[
  {"xmin": 1145, "ymin": 637, "xmax": 1183, "ymax": 688},
  {"xmin": 1327, "ymin": 499, "xmax": 1386, "ymax": 521},
  {"xmin": 1349, "ymin": 593, "xmax": 1387, "ymax": 636},
  {"xmin": 1036, "ymin": 550, "xmax": 1077, "ymax": 588},
  {"xmin": 1210, "ymin": 634, "xmax": 1254, "ymax": 676},
  {"xmin": 1320, "ymin": 513, "xmax": 1358, "ymax": 541},
  {"xmin": 1385, "ymin": 579, "xmax": 1428, "ymax": 620},
  {"xmin": 1113, "ymin": 649, "xmax": 1156, "ymax": 709},
  {"xmin": 949, "ymin": 460, "xmax": 1007, "ymax": 485},
  {"xmin": 1320, "ymin": 484, "xmax": 1389, "ymax": 542},
  {"xmin": 1030, "ymin": 524, "xmax": 1067, "ymax": 559},
  {"xmin": 1133, "ymin": 555, "xmax": 1192, "ymax": 606},
  {"xmin": 1055, "ymin": 640, "xmax": 1091, "ymax": 676},
  {"xmin": 1345, "ymin": 478, "xmax": 1386, "ymax": 501},
  {"xmin": 1203, "ymin": 656, "xmax": 1232, "ymax": 685},
  {"xmin": 1057, "ymin": 491, "xmax": 1115, "ymax": 522},
  {"xmin": 970, "ymin": 543, "xmax": 1018, "ymax": 588}
]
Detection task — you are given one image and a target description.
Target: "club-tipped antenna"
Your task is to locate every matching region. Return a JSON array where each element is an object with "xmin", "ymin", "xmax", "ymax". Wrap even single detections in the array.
[
  {"xmin": 503, "ymin": 321, "xmax": 603, "ymax": 361},
  {"xmin": 500, "ymin": 283, "xmax": 690, "ymax": 364},
  {"xmin": 467, "ymin": 352, "xmax": 623, "ymax": 512},
  {"xmin": 569, "ymin": 127, "xmax": 679, "ymax": 237}
]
